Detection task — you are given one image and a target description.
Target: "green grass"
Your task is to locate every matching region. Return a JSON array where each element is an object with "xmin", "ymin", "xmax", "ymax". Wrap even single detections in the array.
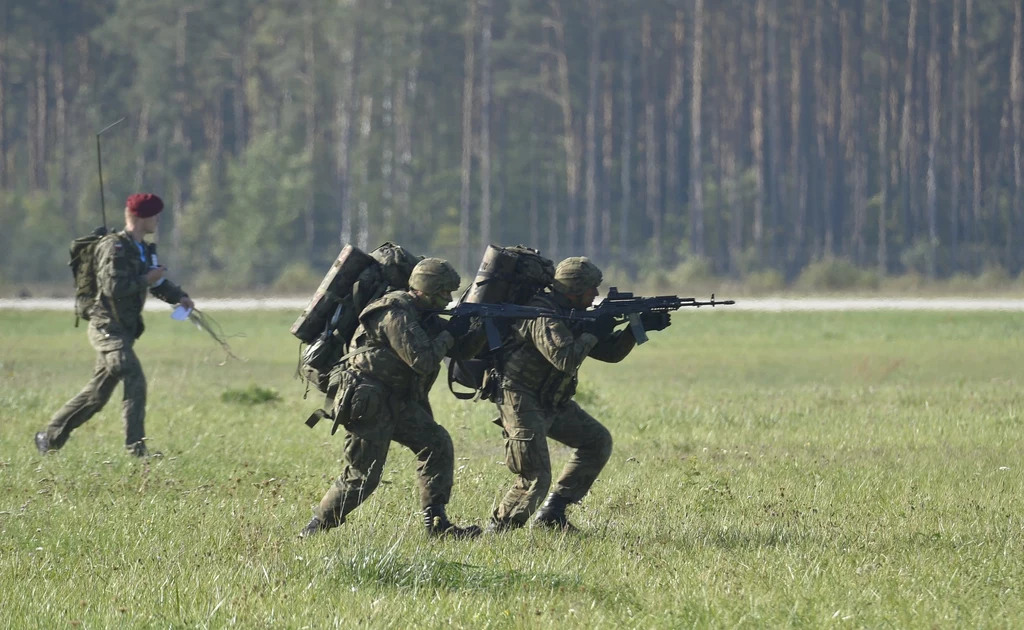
[{"xmin": 1, "ymin": 309, "xmax": 1022, "ymax": 628}]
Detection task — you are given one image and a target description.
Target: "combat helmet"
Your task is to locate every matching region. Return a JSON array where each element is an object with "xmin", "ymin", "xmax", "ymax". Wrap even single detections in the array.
[
  {"xmin": 552, "ymin": 257, "xmax": 603, "ymax": 294},
  {"xmin": 409, "ymin": 258, "xmax": 461, "ymax": 295}
]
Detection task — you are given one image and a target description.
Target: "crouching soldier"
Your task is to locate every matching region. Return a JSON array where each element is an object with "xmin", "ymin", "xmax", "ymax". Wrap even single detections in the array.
[
  {"xmin": 35, "ymin": 194, "xmax": 194, "ymax": 457},
  {"xmin": 301, "ymin": 258, "xmax": 485, "ymax": 539},
  {"xmin": 488, "ymin": 257, "xmax": 671, "ymax": 532}
]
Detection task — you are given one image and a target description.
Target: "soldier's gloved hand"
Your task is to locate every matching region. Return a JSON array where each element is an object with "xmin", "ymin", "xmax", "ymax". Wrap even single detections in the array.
[
  {"xmin": 640, "ymin": 312, "xmax": 672, "ymax": 332},
  {"xmin": 582, "ymin": 313, "xmax": 617, "ymax": 340},
  {"xmin": 446, "ymin": 315, "xmax": 473, "ymax": 338}
]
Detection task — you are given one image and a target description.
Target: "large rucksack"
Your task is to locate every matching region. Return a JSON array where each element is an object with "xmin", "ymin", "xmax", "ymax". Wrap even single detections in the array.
[
  {"xmin": 69, "ymin": 227, "xmax": 109, "ymax": 326},
  {"xmin": 292, "ymin": 242, "xmax": 421, "ymax": 394},
  {"xmin": 462, "ymin": 244, "xmax": 555, "ymax": 306},
  {"xmin": 447, "ymin": 244, "xmax": 555, "ymax": 401}
]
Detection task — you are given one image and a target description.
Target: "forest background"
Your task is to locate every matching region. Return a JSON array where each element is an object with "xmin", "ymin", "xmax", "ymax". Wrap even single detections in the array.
[{"xmin": 2, "ymin": 0, "xmax": 1023, "ymax": 295}]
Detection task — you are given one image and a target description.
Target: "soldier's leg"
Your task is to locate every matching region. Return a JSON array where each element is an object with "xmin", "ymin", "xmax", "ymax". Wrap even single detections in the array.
[
  {"xmin": 546, "ymin": 401, "xmax": 613, "ymax": 502},
  {"xmin": 106, "ymin": 346, "xmax": 148, "ymax": 449},
  {"xmin": 44, "ymin": 352, "xmax": 121, "ymax": 449},
  {"xmin": 391, "ymin": 401, "xmax": 454, "ymax": 509},
  {"xmin": 492, "ymin": 391, "xmax": 553, "ymax": 528},
  {"xmin": 315, "ymin": 403, "xmax": 395, "ymax": 526},
  {"xmin": 392, "ymin": 401, "xmax": 479, "ymax": 537},
  {"xmin": 530, "ymin": 402, "xmax": 613, "ymax": 529}
]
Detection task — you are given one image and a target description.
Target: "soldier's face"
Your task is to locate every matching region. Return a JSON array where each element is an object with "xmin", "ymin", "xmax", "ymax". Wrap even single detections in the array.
[
  {"xmin": 567, "ymin": 286, "xmax": 600, "ymax": 309},
  {"xmin": 422, "ymin": 290, "xmax": 452, "ymax": 310},
  {"xmin": 140, "ymin": 214, "xmax": 160, "ymax": 235}
]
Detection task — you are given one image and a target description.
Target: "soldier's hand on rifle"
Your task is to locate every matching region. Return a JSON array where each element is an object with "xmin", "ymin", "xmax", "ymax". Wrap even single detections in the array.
[
  {"xmin": 145, "ymin": 266, "xmax": 166, "ymax": 285},
  {"xmin": 446, "ymin": 315, "xmax": 473, "ymax": 338},
  {"xmin": 640, "ymin": 312, "xmax": 672, "ymax": 332},
  {"xmin": 582, "ymin": 313, "xmax": 617, "ymax": 340}
]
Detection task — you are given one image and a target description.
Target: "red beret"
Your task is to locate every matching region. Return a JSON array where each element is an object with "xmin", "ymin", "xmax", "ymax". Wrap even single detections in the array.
[{"xmin": 126, "ymin": 193, "xmax": 164, "ymax": 218}]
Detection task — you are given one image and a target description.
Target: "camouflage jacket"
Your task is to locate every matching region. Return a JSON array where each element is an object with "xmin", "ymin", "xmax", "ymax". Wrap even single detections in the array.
[
  {"xmin": 88, "ymin": 230, "xmax": 187, "ymax": 350},
  {"xmin": 348, "ymin": 290, "xmax": 486, "ymax": 400},
  {"xmin": 499, "ymin": 292, "xmax": 636, "ymax": 407}
]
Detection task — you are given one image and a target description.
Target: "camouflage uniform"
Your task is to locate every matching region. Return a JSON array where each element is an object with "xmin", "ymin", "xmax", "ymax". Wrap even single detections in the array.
[
  {"xmin": 42, "ymin": 230, "xmax": 186, "ymax": 453},
  {"xmin": 492, "ymin": 257, "xmax": 637, "ymax": 529},
  {"xmin": 315, "ymin": 290, "xmax": 485, "ymax": 527},
  {"xmin": 491, "ymin": 292, "xmax": 635, "ymax": 527}
]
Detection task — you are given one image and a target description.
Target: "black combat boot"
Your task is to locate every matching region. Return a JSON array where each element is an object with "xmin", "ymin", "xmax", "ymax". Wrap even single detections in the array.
[
  {"xmin": 423, "ymin": 505, "xmax": 482, "ymax": 539},
  {"xmin": 299, "ymin": 513, "xmax": 342, "ymax": 539},
  {"xmin": 483, "ymin": 518, "xmax": 519, "ymax": 535},
  {"xmin": 34, "ymin": 432, "xmax": 51, "ymax": 455},
  {"xmin": 533, "ymin": 493, "xmax": 578, "ymax": 531}
]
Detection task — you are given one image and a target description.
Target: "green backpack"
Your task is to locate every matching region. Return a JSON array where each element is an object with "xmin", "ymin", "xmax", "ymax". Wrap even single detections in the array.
[{"xmin": 69, "ymin": 227, "xmax": 109, "ymax": 326}]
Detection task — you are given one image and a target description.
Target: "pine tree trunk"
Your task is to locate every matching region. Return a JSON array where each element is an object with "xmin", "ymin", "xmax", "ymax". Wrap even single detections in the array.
[
  {"xmin": 925, "ymin": 0, "xmax": 942, "ymax": 277},
  {"xmin": 789, "ymin": 3, "xmax": 808, "ymax": 272},
  {"xmin": 966, "ymin": 0, "xmax": 981, "ymax": 263},
  {"xmin": 395, "ymin": 23, "xmax": 421, "ymax": 245},
  {"xmin": 878, "ymin": 1, "xmax": 890, "ymax": 272},
  {"xmin": 619, "ymin": 12, "xmax": 634, "ymax": 268},
  {"xmin": 1012, "ymin": 1, "xmax": 1024, "ymax": 271},
  {"xmin": 459, "ymin": 0, "xmax": 476, "ymax": 273},
  {"xmin": 726, "ymin": 34, "xmax": 743, "ymax": 274},
  {"xmin": 379, "ymin": 6, "xmax": 395, "ymax": 240},
  {"xmin": 840, "ymin": 2, "xmax": 866, "ymax": 264},
  {"xmin": 529, "ymin": 129, "xmax": 540, "ymax": 248},
  {"xmin": 812, "ymin": 0, "xmax": 827, "ymax": 259},
  {"xmin": 900, "ymin": 0, "xmax": 919, "ymax": 252},
  {"xmin": 55, "ymin": 39, "xmax": 69, "ymax": 208},
  {"xmin": 601, "ymin": 55, "xmax": 614, "ymax": 253},
  {"xmin": 336, "ymin": 3, "xmax": 362, "ymax": 247},
  {"xmin": 134, "ymin": 101, "xmax": 150, "ymax": 190},
  {"xmin": 584, "ymin": 0, "xmax": 600, "ymax": 259},
  {"xmin": 950, "ymin": 0, "xmax": 962, "ymax": 271},
  {"xmin": 642, "ymin": 12, "xmax": 660, "ymax": 263},
  {"xmin": 479, "ymin": 0, "xmax": 493, "ymax": 255},
  {"xmin": 548, "ymin": 1, "xmax": 581, "ymax": 254},
  {"xmin": 689, "ymin": 0, "xmax": 705, "ymax": 257},
  {"xmin": 751, "ymin": 0, "xmax": 766, "ymax": 260},
  {"xmin": 36, "ymin": 42, "xmax": 48, "ymax": 189},
  {"xmin": 0, "ymin": 7, "xmax": 6, "ymax": 188},
  {"xmin": 666, "ymin": 8, "xmax": 684, "ymax": 265},
  {"xmin": 356, "ymin": 94, "xmax": 374, "ymax": 251},
  {"xmin": 765, "ymin": 0, "xmax": 783, "ymax": 266},
  {"xmin": 304, "ymin": 10, "xmax": 318, "ymax": 258}
]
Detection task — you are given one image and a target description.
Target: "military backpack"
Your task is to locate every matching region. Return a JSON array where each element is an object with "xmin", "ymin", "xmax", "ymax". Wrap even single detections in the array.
[
  {"xmin": 293, "ymin": 241, "xmax": 421, "ymax": 395},
  {"xmin": 69, "ymin": 227, "xmax": 109, "ymax": 326}
]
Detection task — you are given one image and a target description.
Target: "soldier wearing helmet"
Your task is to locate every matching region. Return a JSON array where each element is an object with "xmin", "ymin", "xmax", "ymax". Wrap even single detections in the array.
[
  {"xmin": 301, "ymin": 257, "xmax": 485, "ymax": 539},
  {"xmin": 488, "ymin": 256, "xmax": 671, "ymax": 532}
]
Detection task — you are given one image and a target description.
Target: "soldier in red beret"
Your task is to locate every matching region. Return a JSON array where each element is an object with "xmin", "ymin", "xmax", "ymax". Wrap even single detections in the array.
[{"xmin": 35, "ymin": 193, "xmax": 196, "ymax": 457}]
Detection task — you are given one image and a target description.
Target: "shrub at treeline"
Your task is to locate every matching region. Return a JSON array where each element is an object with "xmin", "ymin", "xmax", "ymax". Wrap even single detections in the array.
[{"xmin": 1, "ymin": 0, "xmax": 1023, "ymax": 290}]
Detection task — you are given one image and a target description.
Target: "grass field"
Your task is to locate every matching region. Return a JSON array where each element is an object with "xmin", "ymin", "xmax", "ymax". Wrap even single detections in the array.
[{"xmin": 1, "ymin": 309, "xmax": 1022, "ymax": 628}]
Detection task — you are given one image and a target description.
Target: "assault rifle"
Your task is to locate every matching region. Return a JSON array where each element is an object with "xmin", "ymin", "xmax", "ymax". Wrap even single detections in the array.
[
  {"xmin": 565, "ymin": 288, "xmax": 735, "ymax": 344},
  {"xmin": 436, "ymin": 301, "xmax": 563, "ymax": 351}
]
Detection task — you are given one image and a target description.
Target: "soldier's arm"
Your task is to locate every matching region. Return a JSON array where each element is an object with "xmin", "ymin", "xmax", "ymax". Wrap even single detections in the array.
[
  {"xmin": 587, "ymin": 329, "xmax": 637, "ymax": 363},
  {"xmin": 150, "ymin": 277, "xmax": 187, "ymax": 305},
  {"xmin": 522, "ymin": 316, "xmax": 599, "ymax": 373},
  {"xmin": 446, "ymin": 320, "xmax": 488, "ymax": 360},
  {"xmin": 95, "ymin": 237, "xmax": 149, "ymax": 300},
  {"xmin": 381, "ymin": 308, "xmax": 455, "ymax": 375}
]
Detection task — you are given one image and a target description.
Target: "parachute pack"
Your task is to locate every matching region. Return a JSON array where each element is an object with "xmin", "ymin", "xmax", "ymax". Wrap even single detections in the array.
[
  {"xmin": 69, "ymin": 227, "xmax": 110, "ymax": 327},
  {"xmin": 291, "ymin": 242, "xmax": 421, "ymax": 394}
]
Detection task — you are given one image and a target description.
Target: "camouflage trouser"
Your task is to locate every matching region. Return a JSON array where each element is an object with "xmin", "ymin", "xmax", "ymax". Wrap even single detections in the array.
[
  {"xmin": 492, "ymin": 389, "xmax": 613, "ymax": 527},
  {"xmin": 316, "ymin": 398, "xmax": 455, "ymax": 525},
  {"xmin": 45, "ymin": 342, "xmax": 147, "ymax": 450}
]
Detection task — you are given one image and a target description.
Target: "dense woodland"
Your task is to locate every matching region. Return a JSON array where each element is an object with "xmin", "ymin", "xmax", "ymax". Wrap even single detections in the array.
[{"xmin": 1, "ymin": 0, "xmax": 1022, "ymax": 291}]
